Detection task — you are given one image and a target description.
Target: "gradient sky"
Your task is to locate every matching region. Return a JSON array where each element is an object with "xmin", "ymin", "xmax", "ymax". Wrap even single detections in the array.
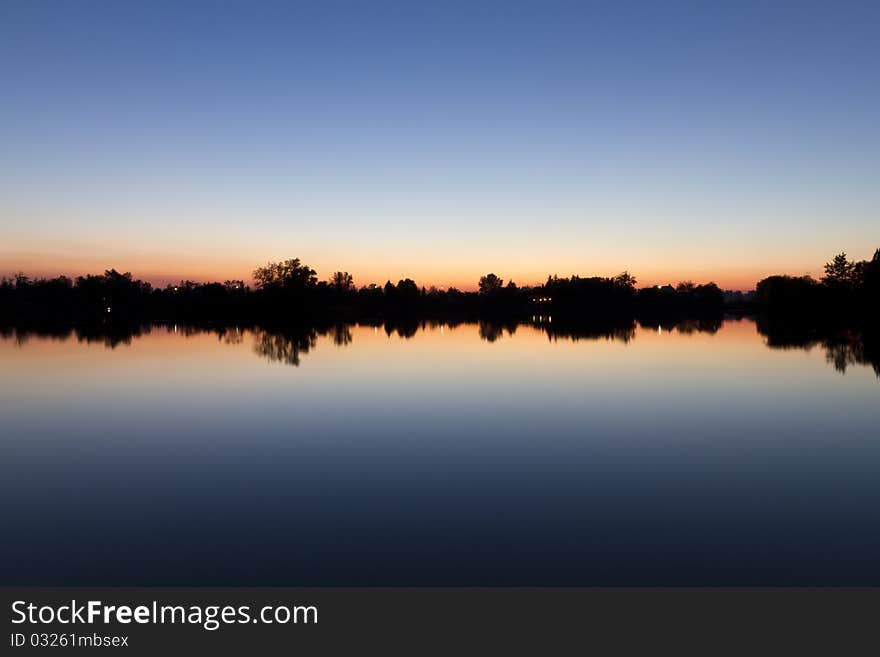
[{"xmin": 2, "ymin": 0, "xmax": 878, "ymax": 290}]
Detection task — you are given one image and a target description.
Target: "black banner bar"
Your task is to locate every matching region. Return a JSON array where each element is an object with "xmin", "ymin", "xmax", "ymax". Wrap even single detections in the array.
[{"xmin": 3, "ymin": 588, "xmax": 878, "ymax": 654}]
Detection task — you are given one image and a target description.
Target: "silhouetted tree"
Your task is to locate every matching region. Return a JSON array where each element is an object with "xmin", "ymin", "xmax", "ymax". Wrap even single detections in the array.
[
  {"xmin": 329, "ymin": 271, "xmax": 354, "ymax": 291},
  {"xmin": 613, "ymin": 272, "xmax": 637, "ymax": 291},
  {"xmin": 252, "ymin": 258, "xmax": 317, "ymax": 290},
  {"xmin": 223, "ymin": 280, "xmax": 247, "ymax": 292},
  {"xmin": 693, "ymin": 282, "xmax": 723, "ymax": 307},
  {"xmin": 73, "ymin": 269, "xmax": 151, "ymax": 317},
  {"xmin": 823, "ymin": 254, "xmax": 846, "ymax": 284},
  {"xmin": 478, "ymin": 273, "xmax": 504, "ymax": 294},
  {"xmin": 823, "ymin": 253, "xmax": 858, "ymax": 288},
  {"xmin": 864, "ymin": 249, "xmax": 880, "ymax": 310},
  {"xmin": 396, "ymin": 278, "xmax": 419, "ymax": 299},
  {"xmin": 755, "ymin": 275, "xmax": 821, "ymax": 312}
]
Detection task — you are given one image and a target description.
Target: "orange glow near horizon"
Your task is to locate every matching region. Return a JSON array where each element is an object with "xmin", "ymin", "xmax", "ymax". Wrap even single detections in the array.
[
  {"xmin": 0, "ymin": 255, "xmax": 830, "ymax": 293},
  {"xmin": 3, "ymin": 209, "xmax": 876, "ymax": 293}
]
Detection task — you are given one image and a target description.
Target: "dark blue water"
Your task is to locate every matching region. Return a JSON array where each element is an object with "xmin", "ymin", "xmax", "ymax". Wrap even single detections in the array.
[{"xmin": 1, "ymin": 319, "xmax": 878, "ymax": 584}]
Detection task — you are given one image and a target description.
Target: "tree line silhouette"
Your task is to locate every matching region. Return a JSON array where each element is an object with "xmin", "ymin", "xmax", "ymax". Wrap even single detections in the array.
[
  {"xmin": 756, "ymin": 249, "xmax": 880, "ymax": 317},
  {"xmin": 2, "ymin": 249, "xmax": 878, "ymax": 324}
]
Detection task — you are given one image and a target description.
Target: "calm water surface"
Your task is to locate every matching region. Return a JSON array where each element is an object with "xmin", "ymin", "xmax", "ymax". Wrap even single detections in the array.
[{"xmin": 1, "ymin": 318, "xmax": 878, "ymax": 584}]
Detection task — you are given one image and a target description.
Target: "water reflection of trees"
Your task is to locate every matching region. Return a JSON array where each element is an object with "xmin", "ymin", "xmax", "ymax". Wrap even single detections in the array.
[
  {"xmin": 331, "ymin": 324, "xmax": 353, "ymax": 346},
  {"xmin": 2, "ymin": 322, "xmax": 151, "ymax": 348},
  {"xmin": 252, "ymin": 327, "xmax": 318, "ymax": 367},
  {"xmin": 383, "ymin": 317, "xmax": 421, "ymax": 339},
  {"xmin": 252, "ymin": 323, "xmax": 354, "ymax": 366},
  {"xmin": 756, "ymin": 317, "xmax": 880, "ymax": 377},
  {"xmin": 4, "ymin": 318, "xmax": 878, "ymax": 377},
  {"xmin": 479, "ymin": 320, "xmax": 518, "ymax": 342},
  {"xmin": 824, "ymin": 338, "xmax": 870, "ymax": 375},
  {"xmin": 509, "ymin": 316, "xmax": 721, "ymax": 344},
  {"xmin": 2, "ymin": 324, "xmax": 73, "ymax": 345},
  {"xmin": 477, "ymin": 317, "xmax": 656, "ymax": 344},
  {"xmin": 76, "ymin": 322, "xmax": 150, "ymax": 348},
  {"xmin": 216, "ymin": 326, "xmax": 244, "ymax": 345},
  {"xmin": 539, "ymin": 318, "xmax": 637, "ymax": 344},
  {"xmin": 634, "ymin": 317, "xmax": 723, "ymax": 336}
]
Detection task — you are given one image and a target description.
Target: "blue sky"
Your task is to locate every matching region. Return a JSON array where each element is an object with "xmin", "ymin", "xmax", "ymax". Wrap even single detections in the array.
[{"xmin": 2, "ymin": 0, "xmax": 878, "ymax": 289}]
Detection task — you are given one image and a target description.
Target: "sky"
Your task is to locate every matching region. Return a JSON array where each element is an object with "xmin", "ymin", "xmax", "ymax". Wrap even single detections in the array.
[{"xmin": 1, "ymin": 0, "xmax": 878, "ymax": 291}]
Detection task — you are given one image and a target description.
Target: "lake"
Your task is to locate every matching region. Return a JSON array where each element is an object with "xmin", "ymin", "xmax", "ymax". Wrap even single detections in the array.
[{"xmin": 1, "ymin": 317, "xmax": 878, "ymax": 584}]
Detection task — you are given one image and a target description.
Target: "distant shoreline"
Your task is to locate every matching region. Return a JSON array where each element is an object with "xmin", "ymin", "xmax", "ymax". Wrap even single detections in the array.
[{"xmin": 2, "ymin": 250, "xmax": 878, "ymax": 324}]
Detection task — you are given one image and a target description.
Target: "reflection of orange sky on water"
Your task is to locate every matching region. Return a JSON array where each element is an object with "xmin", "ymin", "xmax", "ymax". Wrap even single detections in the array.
[
  {"xmin": 3, "ymin": 317, "xmax": 871, "ymax": 401},
  {"xmin": 0, "ymin": 325, "xmax": 245, "ymax": 371},
  {"xmin": 6, "ymin": 317, "xmax": 877, "ymax": 432},
  {"xmin": 0, "ymin": 317, "xmax": 764, "ymax": 366}
]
